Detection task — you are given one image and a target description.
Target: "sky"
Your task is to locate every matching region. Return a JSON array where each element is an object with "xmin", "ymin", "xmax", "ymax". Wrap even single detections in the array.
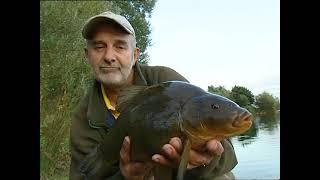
[{"xmin": 146, "ymin": 0, "xmax": 280, "ymax": 98}]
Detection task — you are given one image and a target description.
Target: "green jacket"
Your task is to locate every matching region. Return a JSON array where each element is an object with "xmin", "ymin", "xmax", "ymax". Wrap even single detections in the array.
[{"xmin": 69, "ymin": 63, "xmax": 238, "ymax": 180}]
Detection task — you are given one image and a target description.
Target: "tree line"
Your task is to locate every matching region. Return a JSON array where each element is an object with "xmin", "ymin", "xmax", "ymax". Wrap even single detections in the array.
[{"xmin": 208, "ymin": 85, "xmax": 280, "ymax": 116}]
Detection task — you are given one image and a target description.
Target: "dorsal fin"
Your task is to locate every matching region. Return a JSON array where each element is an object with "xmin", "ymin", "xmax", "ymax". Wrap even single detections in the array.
[{"xmin": 116, "ymin": 85, "xmax": 148, "ymax": 113}]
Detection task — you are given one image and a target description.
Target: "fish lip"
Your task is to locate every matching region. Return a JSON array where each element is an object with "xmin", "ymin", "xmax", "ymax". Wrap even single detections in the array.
[
  {"xmin": 232, "ymin": 112, "xmax": 253, "ymax": 128},
  {"xmin": 241, "ymin": 112, "xmax": 253, "ymax": 122}
]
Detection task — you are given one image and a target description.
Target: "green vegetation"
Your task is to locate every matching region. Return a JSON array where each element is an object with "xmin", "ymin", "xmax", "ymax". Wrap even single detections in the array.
[
  {"xmin": 40, "ymin": 1, "xmax": 156, "ymax": 179},
  {"xmin": 115, "ymin": 0, "xmax": 156, "ymax": 64},
  {"xmin": 230, "ymin": 86, "xmax": 255, "ymax": 106},
  {"xmin": 255, "ymin": 91, "xmax": 280, "ymax": 115},
  {"xmin": 208, "ymin": 85, "xmax": 280, "ymax": 115},
  {"xmin": 208, "ymin": 85, "xmax": 231, "ymax": 99}
]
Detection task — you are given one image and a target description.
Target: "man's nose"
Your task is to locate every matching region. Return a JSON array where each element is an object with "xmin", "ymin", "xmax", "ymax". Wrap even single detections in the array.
[{"xmin": 103, "ymin": 46, "xmax": 116, "ymax": 63}]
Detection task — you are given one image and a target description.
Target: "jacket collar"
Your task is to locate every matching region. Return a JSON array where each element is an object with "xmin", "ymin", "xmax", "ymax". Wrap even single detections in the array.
[
  {"xmin": 133, "ymin": 63, "xmax": 148, "ymax": 86},
  {"xmin": 87, "ymin": 63, "xmax": 147, "ymax": 128}
]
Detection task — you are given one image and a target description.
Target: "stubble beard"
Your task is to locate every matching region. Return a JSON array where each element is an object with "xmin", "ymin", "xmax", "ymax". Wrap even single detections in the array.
[{"xmin": 94, "ymin": 60, "xmax": 135, "ymax": 89}]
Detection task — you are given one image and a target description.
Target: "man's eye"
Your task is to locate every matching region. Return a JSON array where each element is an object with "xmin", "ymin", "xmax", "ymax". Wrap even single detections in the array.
[
  {"xmin": 117, "ymin": 46, "xmax": 125, "ymax": 49},
  {"xmin": 94, "ymin": 46, "xmax": 105, "ymax": 50}
]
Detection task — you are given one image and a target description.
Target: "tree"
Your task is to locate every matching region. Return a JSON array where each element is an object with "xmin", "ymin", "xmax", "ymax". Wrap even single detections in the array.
[
  {"xmin": 113, "ymin": 0, "xmax": 157, "ymax": 64},
  {"xmin": 255, "ymin": 91, "xmax": 277, "ymax": 114},
  {"xmin": 230, "ymin": 86, "xmax": 255, "ymax": 107},
  {"xmin": 233, "ymin": 94, "xmax": 250, "ymax": 107},
  {"xmin": 274, "ymin": 97, "xmax": 280, "ymax": 110},
  {"xmin": 207, "ymin": 85, "xmax": 231, "ymax": 99}
]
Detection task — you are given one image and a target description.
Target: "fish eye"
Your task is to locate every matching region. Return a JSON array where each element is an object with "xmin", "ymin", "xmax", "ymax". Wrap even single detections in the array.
[{"xmin": 211, "ymin": 104, "xmax": 219, "ymax": 109}]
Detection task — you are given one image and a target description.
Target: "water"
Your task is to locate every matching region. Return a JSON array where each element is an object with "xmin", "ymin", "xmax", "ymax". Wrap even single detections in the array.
[{"xmin": 230, "ymin": 113, "xmax": 280, "ymax": 180}]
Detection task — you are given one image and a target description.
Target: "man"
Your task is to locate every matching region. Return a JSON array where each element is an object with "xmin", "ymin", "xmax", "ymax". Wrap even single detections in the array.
[{"xmin": 69, "ymin": 11, "xmax": 238, "ymax": 180}]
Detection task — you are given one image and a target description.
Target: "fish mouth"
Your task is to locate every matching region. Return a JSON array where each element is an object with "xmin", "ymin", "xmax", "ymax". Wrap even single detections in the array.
[
  {"xmin": 216, "ymin": 114, "xmax": 252, "ymax": 137},
  {"xmin": 182, "ymin": 111, "xmax": 253, "ymax": 141},
  {"xmin": 232, "ymin": 112, "xmax": 253, "ymax": 129}
]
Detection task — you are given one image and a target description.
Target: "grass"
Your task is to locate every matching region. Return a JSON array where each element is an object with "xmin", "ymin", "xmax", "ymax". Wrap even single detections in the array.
[{"xmin": 40, "ymin": 1, "xmax": 114, "ymax": 179}]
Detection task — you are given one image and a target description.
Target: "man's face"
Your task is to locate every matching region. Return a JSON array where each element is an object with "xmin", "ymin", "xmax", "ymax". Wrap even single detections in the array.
[{"xmin": 85, "ymin": 23, "xmax": 139, "ymax": 88}]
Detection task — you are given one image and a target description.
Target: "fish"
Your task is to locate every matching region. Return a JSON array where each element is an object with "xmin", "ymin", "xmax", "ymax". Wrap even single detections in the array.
[{"xmin": 97, "ymin": 81, "xmax": 253, "ymax": 180}]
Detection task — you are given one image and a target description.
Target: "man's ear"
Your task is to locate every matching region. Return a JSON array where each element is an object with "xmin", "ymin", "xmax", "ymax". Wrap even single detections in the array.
[{"xmin": 133, "ymin": 47, "xmax": 140, "ymax": 64}]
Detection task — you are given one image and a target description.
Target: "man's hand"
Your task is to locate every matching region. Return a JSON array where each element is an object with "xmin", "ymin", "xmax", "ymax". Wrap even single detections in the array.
[
  {"xmin": 120, "ymin": 136, "xmax": 153, "ymax": 180},
  {"xmin": 151, "ymin": 137, "xmax": 224, "ymax": 170}
]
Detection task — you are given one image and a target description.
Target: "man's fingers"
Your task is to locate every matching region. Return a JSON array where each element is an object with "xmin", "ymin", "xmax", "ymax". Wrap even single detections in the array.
[
  {"xmin": 189, "ymin": 149, "xmax": 212, "ymax": 167},
  {"xmin": 186, "ymin": 140, "xmax": 224, "ymax": 170},
  {"xmin": 206, "ymin": 140, "xmax": 224, "ymax": 156},
  {"xmin": 123, "ymin": 136, "xmax": 130, "ymax": 151},
  {"xmin": 152, "ymin": 154, "xmax": 175, "ymax": 168},
  {"xmin": 151, "ymin": 142, "xmax": 181, "ymax": 168},
  {"xmin": 187, "ymin": 163, "xmax": 198, "ymax": 170},
  {"xmin": 162, "ymin": 144, "xmax": 181, "ymax": 164},
  {"xmin": 119, "ymin": 136, "xmax": 154, "ymax": 179},
  {"xmin": 169, "ymin": 137, "xmax": 183, "ymax": 154},
  {"xmin": 120, "ymin": 136, "xmax": 131, "ymax": 163}
]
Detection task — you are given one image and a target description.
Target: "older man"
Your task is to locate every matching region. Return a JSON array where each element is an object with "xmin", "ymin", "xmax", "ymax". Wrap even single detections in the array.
[{"xmin": 69, "ymin": 11, "xmax": 237, "ymax": 180}]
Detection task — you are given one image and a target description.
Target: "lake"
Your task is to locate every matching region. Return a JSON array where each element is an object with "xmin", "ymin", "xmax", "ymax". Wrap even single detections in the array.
[{"xmin": 230, "ymin": 113, "xmax": 280, "ymax": 180}]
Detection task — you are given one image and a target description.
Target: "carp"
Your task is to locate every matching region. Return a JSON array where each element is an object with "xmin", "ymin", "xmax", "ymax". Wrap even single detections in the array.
[{"xmin": 92, "ymin": 81, "xmax": 253, "ymax": 179}]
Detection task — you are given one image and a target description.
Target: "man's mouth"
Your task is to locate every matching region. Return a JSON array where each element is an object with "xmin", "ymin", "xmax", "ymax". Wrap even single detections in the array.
[{"xmin": 100, "ymin": 67, "xmax": 120, "ymax": 72}]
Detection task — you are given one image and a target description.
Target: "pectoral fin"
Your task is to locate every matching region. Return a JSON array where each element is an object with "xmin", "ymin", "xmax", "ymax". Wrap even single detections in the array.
[{"xmin": 177, "ymin": 139, "xmax": 191, "ymax": 180}]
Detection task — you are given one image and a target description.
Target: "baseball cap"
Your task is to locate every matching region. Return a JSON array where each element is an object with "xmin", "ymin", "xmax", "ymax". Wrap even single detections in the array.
[{"xmin": 82, "ymin": 11, "xmax": 135, "ymax": 39}]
